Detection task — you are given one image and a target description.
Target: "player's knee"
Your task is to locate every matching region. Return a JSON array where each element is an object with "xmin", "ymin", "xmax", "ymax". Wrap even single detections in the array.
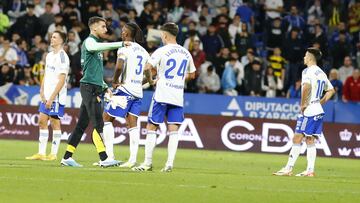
[
  {"xmin": 292, "ymin": 134, "xmax": 303, "ymax": 144},
  {"xmin": 38, "ymin": 118, "xmax": 48, "ymax": 129},
  {"xmin": 305, "ymin": 137, "xmax": 315, "ymax": 145}
]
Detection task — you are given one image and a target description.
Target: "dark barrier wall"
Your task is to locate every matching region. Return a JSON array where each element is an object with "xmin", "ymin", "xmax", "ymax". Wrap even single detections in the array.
[{"xmin": 1, "ymin": 105, "xmax": 359, "ymax": 159}]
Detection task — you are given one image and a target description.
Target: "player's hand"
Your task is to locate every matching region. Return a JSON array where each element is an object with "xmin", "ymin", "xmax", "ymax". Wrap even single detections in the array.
[
  {"xmin": 45, "ymin": 99, "xmax": 53, "ymax": 109},
  {"xmin": 112, "ymin": 81, "xmax": 120, "ymax": 89},
  {"xmin": 106, "ymin": 88, "xmax": 113, "ymax": 98},
  {"xmin": 149, "ymin": 78, "xmax": 158, "ymax": 86}
]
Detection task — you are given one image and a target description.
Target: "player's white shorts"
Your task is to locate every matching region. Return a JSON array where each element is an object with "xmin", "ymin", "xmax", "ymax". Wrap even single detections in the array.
[
  {"xmin": 148, "ymin": 99, "xmax": 184, "ymax": 125},
  {"xmin": 104, "ymin": 89, "xmax": 142, "ymax": 118},
  {"xmin": 38, "ymin": 101, "xmax": 65, "ymax": 118},
  {"xmin": 295, "ymin": 114, "xmax": 324, "ymax": 137}
]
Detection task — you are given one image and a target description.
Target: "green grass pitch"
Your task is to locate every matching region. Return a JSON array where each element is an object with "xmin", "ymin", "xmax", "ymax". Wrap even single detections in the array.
[{"xmin": 0, "ymin": 140, "xmax": 359, "ymax": 203}]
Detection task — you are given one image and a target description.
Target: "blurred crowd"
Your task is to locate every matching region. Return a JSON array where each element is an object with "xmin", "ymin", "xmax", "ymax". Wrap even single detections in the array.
[{"xmin": 0, "ymin": 0, "xmax": 359, "ymax": 102}]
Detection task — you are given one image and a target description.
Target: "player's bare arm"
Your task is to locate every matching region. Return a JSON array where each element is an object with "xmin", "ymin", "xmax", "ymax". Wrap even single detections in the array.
[
  {"xmin": 185, "ymin": 72, "xmax": 196, "ymax": 82},
  {"xmin": 320, "ymin": 88, "xmax": 335, "ymax": 105},
  {"xmin": 40, "ymin": 73, "xmax": 46, "ymax": 103},
  {"xmin": 112, "ymin": 56, "xmax": 125, "ymax": 89},
  {"xmin": 46, "ymin": 73, "xmax": 66, "ymax": 109},
  {"xmin": 144, "ymin": 63, "xmax": 156, "ymax": 85},
  {"xmin": 300, "ymin": 83, "xmax": 311, "ymax": 114}
]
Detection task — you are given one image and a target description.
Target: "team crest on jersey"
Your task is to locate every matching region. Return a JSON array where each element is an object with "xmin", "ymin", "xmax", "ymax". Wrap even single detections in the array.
[{"xmin": 98, "ymin": 52, "xmax": 103, "ymax": 60}]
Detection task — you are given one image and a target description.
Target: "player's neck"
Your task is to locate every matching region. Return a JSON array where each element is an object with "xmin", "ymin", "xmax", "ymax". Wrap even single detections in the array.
[
  {"xmin": 165, "ymin": 39, "xmax": 177, "ymax": 45},
  {"xmin": 307, "ymin": 62, "xmax": 317, "ymax": 67},
  {"xmin": 52, "ymin": 45, "xmax": 62, "ymax": 53},
  {"xmin": 90, "ymin": 31, "xmax": 100, "ymax": 39}
]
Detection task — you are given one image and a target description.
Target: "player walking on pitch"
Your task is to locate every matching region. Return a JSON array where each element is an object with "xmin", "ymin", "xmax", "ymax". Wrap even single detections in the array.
[
  {"xmin": 101, "ymin": 22, "xmax": 149, "ymax": 168},
  {"xmin": 61, "ymin": 17, "xmax": 129, "ymax": 167},
  {"xmin": 273, "ymin": 48, "xmax": 335, "ymax": 177},
  {"xmin": 26, "ymin": 31, "xmax": 69, "ymax": 161},
  {"xmin": 133, "ymin": 22, "xmax": 196, "ymax": 172}
]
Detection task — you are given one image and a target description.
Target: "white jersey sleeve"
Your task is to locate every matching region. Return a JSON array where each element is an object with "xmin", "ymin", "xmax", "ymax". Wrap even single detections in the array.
[
  {"xmin": 59, "ymin": 51, "xmax": 70, "ymax": 74},
  {"xmin": 301, "ymin": 68, "xmax": 311, "ymax": 85},
  {"xmin": 147, "ymin": 47, "xmax": 163, "ymax": 68},
  {"xmin": 324, "ymin": 77, "xmax": 334, "ymax": 91}
]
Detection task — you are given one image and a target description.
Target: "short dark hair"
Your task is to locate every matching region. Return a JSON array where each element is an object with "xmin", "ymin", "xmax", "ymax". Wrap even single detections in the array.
[
  {"xmin": 53, "ymin": 31, "xmax": 67, "ymax": 44},
  {"xmin": 307, "ymin": 47, "xmax": 322, "ymax": 62},
  {"xmin": 160, "ymin": 22, "xmax": 179, "ymax": 37},
  {"xmin": 45, "ymin": 2, "xmax": 53, "ymax": 7},
  {"xmin": 88, "ymin": 16, "xmax": 106, "ymax": 27}
]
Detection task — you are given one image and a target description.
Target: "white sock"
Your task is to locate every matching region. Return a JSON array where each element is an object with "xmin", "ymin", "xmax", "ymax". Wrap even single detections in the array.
[
  {"xmin": 103, "ymin": 122, "xmax": 115, "ymax": 159},
  {"xmin": 306, "ymin": 144, "xmax": 317, "ymax": 173},
  {"xmin": 166, "ymin": 131, "xmax": 179, "ymax": 167},
  {"xmin": 285, "ymin": 143, "xmax": 301, "ymax": 170},
  {"xmin": 38, "ymin": 129, "xmax": 49, "ymax": 155},
  {"xmin": 50, "ymin": 130, "xmax": 62, "ymax": 155},
  {"xmin": 128, "ymin": 127, "xmax": 140, "ymax": 164},
  {"xmin": 144, "ymin": 131, "xmax": 157, "ymax": 166}
]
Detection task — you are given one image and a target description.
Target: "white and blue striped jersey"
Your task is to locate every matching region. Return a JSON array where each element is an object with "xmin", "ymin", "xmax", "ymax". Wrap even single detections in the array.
[
  {"xmin": 117, "ymin": 42, "xmax": 149, "ymax": 98},
  {"xmin": 43, "ymin": 49, "xmax": 70, "ymax": 105},
  {"xmin": 147, "ymin": 44, "xmax": 196, "ymax": 107},
  {"xmin": 301, "ymin": 65, "xmax": 333, "ymax": 116}
]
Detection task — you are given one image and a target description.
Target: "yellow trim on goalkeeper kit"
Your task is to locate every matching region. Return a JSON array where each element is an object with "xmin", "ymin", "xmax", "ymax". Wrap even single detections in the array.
[{"xmin": 92, "ymin": 129, "xmax": 106, "ymax": 153}]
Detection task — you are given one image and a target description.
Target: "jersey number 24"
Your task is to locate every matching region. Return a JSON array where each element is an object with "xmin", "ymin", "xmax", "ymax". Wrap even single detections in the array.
[{"xmin": 165, "ymin": 59, "xmax": 188, "ymax": 79}]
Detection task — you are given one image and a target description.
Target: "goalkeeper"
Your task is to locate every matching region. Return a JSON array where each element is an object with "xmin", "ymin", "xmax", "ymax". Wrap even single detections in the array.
[{"xmin": 61, "ymin": 17, "xmax": 130, "ymax": 167}]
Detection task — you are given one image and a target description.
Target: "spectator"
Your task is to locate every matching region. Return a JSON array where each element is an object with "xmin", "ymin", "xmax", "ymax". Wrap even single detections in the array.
[
  {"xmin": 235, "ymin": 23, "xmax": 253, "ymax": 57},
  {"xmin": 348, "ymin": 0, "xmax": 360, "ymax": 43},
  {"xmin": 202, "ymin": 23, "xmax": 224, "ymax": 60},
  {"xmin": 343, "ymin": 69, "xmax": 360, "ymax": 102},
  {"xmin": 168, "ymin": 0, "xmax": 184, "ymax": 23},
  {"xmin": 0, "ymin": 5, "xmax": 10, "ymax": 34},
  {"xmin": 197, "ymin": 16, "xmax": 208, "ymax": 36},
  {"xmin": 217, "ymin": 15, "xmax": 232, "ymax": 48},
  {"xmin": 15, "ymin": 39, "xmax": 29, "ymax": 67},
  {"xmin": 214, "ymin": 47, "xmax": 230, "ymax": 77},
  {"xmin": 33, "ymin": 0, "xmax": 44, "ymax": 17},
  {"xmin": 128, "ymin": 9, "xmax": 138, "ymax": 24},
  {"xmin": 183, "ymin": 4, "xmax": 199, "ymax": 23},
  {"xmin": 338, "ymin": 56, "xmax": 355, "ymax": 83},
  {"xmin": 268, "ymin": 47, "xmax": 286, "ymax": 83},
  {"xmin": 191, "ymin": 40, "xmax": 206, "ymax": 75},
  {"xmin": 221, "ymin": 57, "xmax": 238, "ymax": 96},
  {"xmin": 7, "ymin": 0, "xmax": 26, "ymax": 25},
  {"xmin": 331, "ymin": 31, "xmax": 352, "ymax": 69},
  {"xmin": 39, "ymin": 2, "xmax": 55, "ymax": 36},
  {"xmin": 244, "ymin": 60, "xmax": 263, "ymax": 96},
  {"xmin": 139, "ymin": 2, "xmax": 153, "ymax": 30},
  {"xmin": 228, "ymin": 14, "xmax": 243, "ymax": 46},
  {"xmin": 15, "ymin": 65, "xmax": 36, "ymax": 86},
  {"xmin": 262, "ymin": 66, "xmax": 283, "ymax": 97},
  {"xmin": 330, "ymin": 22, "xmax": 352, "ymax": 47},
  {"xmin": 197, "ymin": 65, "xmax": 221, "ymax": 94},
  {"xmin": 264, "ymin": 0, "xmax": 283, "ymax": 20},
  {"xmin": 226, "ymin": 51, "xmax": 245, "ymax": 93},
  {"xmin": 307, "ymin": 0, "xmax": 324, "ymax": 23},
  {"xmin": 10, "ymin": 4, "xmax": 41, "ymax": 43},
  {"xmin": 312, "ymin": 24, "xmax": 328, "ymax": 58},
  {"xmin": 287, "ymin": 79, "xmax": 301, "ymax": 98},
  {"xmin": 46, "ymin": 14, "xmax": 67, "ymax": 40},
  {"xmin": 235, "ymin": 0, "xmax": 255, "ymax": 32},
  {"xmin": 266, "ymin": 17, "xmax": 284, "ymax": 50},
  {"xmin": 282, "ymin": 27, "xmax": 304, "ymax": 90},
  {"xmin": 82, "ymin": 4, "xmax": 99, "ymax": 27},
  {"xmin": 283, "ymin": 6, "xmax": 305, "ymax": 33},
  {"xmin": 102, "ymin": 1, "xmax": 120, "ymax": 22},
  {"xmin": 325, "ymin": 0, "xmax": 346, "ymax": 33},
  {"xmin": 241, "ymin": 48, "xmax": 257, "ymax": 66},
  {"xmin": 199, "ymin": 4, "xmax": 212, "ymax": 25},
  {"xmin": 329, "ymin": 69, "xmax": 343, "ymax": 101},
  {"xmin": 183, "ymin": 22, "xmax": 202, "ymax": 51},
  {"xmin": 0, "ymin": 63, "xmax": 15, "ymax": 86},
  {"xmin": 0, "ymin": 38, "xmax": 18, "ymax": 65}
]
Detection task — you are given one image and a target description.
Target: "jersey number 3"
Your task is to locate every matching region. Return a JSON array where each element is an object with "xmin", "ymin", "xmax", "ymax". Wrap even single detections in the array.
[
  {"xmin": 135, "ymin": 55, "xmax": 143, "ymax": 75},
  {"xmin": 165, "ymin": 59, "xmax": 187, "ymax": 79}
]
